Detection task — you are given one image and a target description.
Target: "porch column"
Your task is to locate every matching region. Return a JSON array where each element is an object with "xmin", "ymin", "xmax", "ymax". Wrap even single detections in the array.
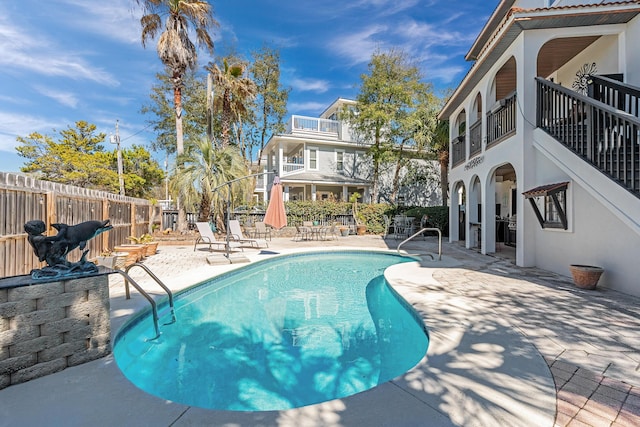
[
  {"xmin": 342, "ymin": 186, "xmax": 348, "ymax": 202},
  {"xmin": 278, "ymin": 144, "xmax": 284, "ymax": 177},
  {"xmin": 283, "ymin": 185, "xmax": 290, "ymax": 202},
  {"xmin": 481, "ymin": 175, "xmax": 496, "ymax": 254},
  {"xmin": 311, "ymin": 184, "xmax": 317, "ymax": 201}
]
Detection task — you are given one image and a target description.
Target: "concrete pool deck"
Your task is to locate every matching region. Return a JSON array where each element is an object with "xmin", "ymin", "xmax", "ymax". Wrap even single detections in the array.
[{"xmin": 1, "ymin": 234, "xmax": 639, "ymax": 426}]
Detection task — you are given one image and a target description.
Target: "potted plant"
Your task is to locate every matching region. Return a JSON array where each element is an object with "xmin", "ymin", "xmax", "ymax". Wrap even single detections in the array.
[
  {"xmin": 128, "ymin": 233, "xmax": 158, "ymax": 256},
  {"xmin": 96, "ymin": 249, "xmax": 128, "ymax": 269},
  {"xmin": 140, "ymin": 233, "xmax": 159, "ymax": 255},
  {"xmin": 350, "ymin": 192, "xmax": 367, "ymax": 235},
  {"xmin": 569, "ymin": 264, "xmax": 604, "ymax": 290},
  {"xmin": 339, "ymin": 226, "xmax": 349, "ymax": 237}
]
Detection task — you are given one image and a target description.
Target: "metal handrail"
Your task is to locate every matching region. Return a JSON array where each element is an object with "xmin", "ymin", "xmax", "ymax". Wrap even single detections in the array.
[
  {"xmin": 397, "ymin": 227, "xmax": 442, "ymax": 261},
  {"xmin": 110, "ymin": 269, "xmax": 161, "ymax": 340},
  {"xmin": 124, "ymin": 263, "xmax": 176, "ymax": 324}
]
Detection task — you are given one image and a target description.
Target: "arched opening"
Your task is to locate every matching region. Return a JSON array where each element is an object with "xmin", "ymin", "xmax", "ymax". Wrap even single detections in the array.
[
  {"xmin": 455, "ymin": 109, "xmax": 467, "ymax": 138},
  {"xmin": 492, "ymin": 163, "xmax": 517, "ymax": 261},
  {"xmin": 487, "ymin": 56, "xmax": 517, "ymax": 146},
  {"xmin": 451, "ymin": 109, "xmax": 467, "ymax": 167},
  {"xmin": 469, "ymin": 176, "xmax": 482, "ymax": 249},
  {"xmin": 451, "ymin": 181, "xmax": 466, "ymax": 242},
  {"xmin": 537, "ymin": 36, "xmax": 602, "ymax": 83},
  {"xmin": 470, "ymin": 93, "xmax": 483, "ymax": 156}
]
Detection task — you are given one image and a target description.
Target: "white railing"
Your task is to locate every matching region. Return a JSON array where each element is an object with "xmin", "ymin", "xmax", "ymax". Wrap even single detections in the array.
[
  {"xmin": 283, "ymin": 163, "xmax": 305, "ymax": 174},
  {"xmin": 288, "ymin": 115, "xmax": 339, "ymax": 135}
]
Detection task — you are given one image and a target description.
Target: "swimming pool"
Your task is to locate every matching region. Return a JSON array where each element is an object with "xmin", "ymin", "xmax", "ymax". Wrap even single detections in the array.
[{"xmin": 113, "ymin": 251, "xmax": 429, "ymax": 411}]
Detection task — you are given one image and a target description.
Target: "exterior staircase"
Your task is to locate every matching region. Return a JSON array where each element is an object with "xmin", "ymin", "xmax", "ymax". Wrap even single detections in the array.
[
  {"xmin": 534, "ymin": 76, "xmax": 640, "ymax": 236},
  {"xmin": 536, "ymin": 76, "xmax": 640, "ymax": 198}
]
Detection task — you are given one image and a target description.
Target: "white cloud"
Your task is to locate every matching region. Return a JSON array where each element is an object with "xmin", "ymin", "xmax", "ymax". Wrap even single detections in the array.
[
  {"xmin": 290, "ymin": 78, "xmax": 331, "ymax": 93},
  {"xmin": 0, "ymin": 112, "xmax": 61, "ymax": 152},
  {"xmin": 33, "ymin": 86, "xmax": 79, "ymax": 108},
  {"xmin": 331, "ymin": 25, "xmax": 389, "ymax": 66},
  {"xmin": 0, "ymin": 13, "xmax": 119, "ymax": 86},
  {"xmin": 58, "ymin": 0, "xmax": 143, "ymax": 45}
]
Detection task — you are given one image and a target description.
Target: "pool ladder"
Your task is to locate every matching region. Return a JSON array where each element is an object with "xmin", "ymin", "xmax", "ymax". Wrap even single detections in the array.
[
  {"xmin": 111, "ymin": 263, "xmax": 176, "ymax": 340},
  {"xmin": 397, "ymin": 227, "xmax": 442, "ymax": 261}
]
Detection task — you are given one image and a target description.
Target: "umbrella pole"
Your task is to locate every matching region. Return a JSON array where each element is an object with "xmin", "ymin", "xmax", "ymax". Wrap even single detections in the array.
[{"xmin": 226, "ymin": 182, "xmax": 231, "ymax": 259}]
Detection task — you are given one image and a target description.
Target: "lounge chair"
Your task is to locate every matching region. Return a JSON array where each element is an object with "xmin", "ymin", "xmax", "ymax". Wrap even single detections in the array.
[
  {"xmin": 194, "ymin": 222, "xmax": 243, "ymax": 252},
  {"xmin": 228, "ymin": 219, "xmax": 268, "ymax": 248},
  {"xmin": 253, "ymin": 221, "xmax": 272, "ymax": 241}
]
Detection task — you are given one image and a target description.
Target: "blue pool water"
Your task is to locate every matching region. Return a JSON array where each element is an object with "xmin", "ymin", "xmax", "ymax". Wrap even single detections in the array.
[{"xmin": 113, "ymin": 251, "xmax": 429, "ymax": 411}]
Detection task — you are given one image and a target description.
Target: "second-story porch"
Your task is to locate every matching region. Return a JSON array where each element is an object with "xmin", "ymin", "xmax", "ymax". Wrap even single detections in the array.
[{"xmin": 450, "ymin": 75, "xmax": 640, "ymax": 198}]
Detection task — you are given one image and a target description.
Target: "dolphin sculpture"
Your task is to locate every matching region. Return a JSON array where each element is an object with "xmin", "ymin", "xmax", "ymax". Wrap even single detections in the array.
[{"xmin": 51, "ymin": 219, "xmax": 113, "ymax": 252}]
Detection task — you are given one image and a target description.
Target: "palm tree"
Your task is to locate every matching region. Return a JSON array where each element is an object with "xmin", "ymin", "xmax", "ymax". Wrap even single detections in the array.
[
  {"xmin": 171, "ymin": 138, "xmax": 251, "ymax": 230},
  {"xmin": 206, "ymin": 57, "xmax": 257, "ymax": 148},
  {"xmin": 432, "ymin": 119, "xmax": 450, "ymax": 207},
  {"xmin": 137, "ymin": 0, "xmax": 218, "ymax": 156}
]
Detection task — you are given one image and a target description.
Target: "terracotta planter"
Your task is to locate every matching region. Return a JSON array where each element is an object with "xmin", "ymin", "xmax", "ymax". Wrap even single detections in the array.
[
  {"xmin": 339, "ymin": 228, "xmax": 349, "ymax": 237},
  {"xmin": 356, "ymin": 225, "xmax": 367, "ymax": 235},
  {"xmin": 115, "ymin": 245, "xmax": 145, "ymax": 262},
  {"xmin": 144, "ymin": 241, "xmax": 159, "ymax": 256},
  {"xmin": 569, "ymin": 265, "xmax": 604, "ymax": 290},
  {"xmin": 96, "ymin": 252, "xmax": 128, "ymax": 269}
]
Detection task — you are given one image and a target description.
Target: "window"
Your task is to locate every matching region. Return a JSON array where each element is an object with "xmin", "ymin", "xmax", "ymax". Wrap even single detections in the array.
[
  {"xmin": 336, "ymin": 151, "xmax": 344, "ymax": 172},
  {"xmin": 308, "ymin": 148, "xmax": 317, "ymax": 169},
  {"xmin": 545, "ymin": 190, "xmax": 565, "ymax": 227},
  {"xmin": 523, "ymin": 182, "xmax": 569, "ymax": 230}
]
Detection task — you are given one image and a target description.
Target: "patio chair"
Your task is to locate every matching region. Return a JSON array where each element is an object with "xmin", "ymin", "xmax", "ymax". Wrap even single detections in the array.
[
  {"xmin": 253, "ymin": 221, "xmax": 272, "ymax": 241},
  {"xmin": 194, "ymin": 222, "xmax": 243, "ymax": 252},
  {"xmin": 293, "ymin": 225, "xmax": 310, "ymax": 241},
  {"xmin": 318, "ymin": 224, "xmax": 338, "ymax": 240},
  {"xmin": 382, "ymin": 215, "xmax": 391, "ymax": 239},
  {"xmin": 228, "ymin": 219, "xmax": 268, "ymax": 248}
]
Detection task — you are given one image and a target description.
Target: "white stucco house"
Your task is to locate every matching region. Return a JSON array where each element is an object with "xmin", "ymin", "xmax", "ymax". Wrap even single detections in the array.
[
  {"xmin": 257, "ymin": 98, "xmax": 441, "ymax": 206},
  {"xmin": 439, "ymin": 0, "xmax": 640, "ymax": 296}
]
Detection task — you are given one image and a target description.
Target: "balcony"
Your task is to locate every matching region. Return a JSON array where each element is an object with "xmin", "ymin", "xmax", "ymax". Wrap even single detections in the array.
[
  {"xmin": 287, "ymin": 115, "xmax": 340, "ymax": 137},
  {"xmin": 487, "ymin": 92, "xmax": 517, "ymax": 146},
  {"xmin": 281, "ymin": 157, "xmax": 305, "ymax": 175},
  {"xmin": 469, "ymin": 120, "xmax": 482, "ymax": 157},
  {"xmin": 451, "ymin": 134, "xmax": 466, "ymax": 167}
]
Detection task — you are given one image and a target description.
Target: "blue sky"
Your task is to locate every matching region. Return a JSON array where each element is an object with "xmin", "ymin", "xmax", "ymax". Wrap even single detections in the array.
[{"xmin": 0, "ymin": 0, "xmax": 496, "ymax": 173}]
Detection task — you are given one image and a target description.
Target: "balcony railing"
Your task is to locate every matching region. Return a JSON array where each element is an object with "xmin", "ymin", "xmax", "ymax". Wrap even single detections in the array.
[
  {"xmin": 282, "ymin": 163, "xmax": 305, "ymax": 174},
  {"xmin": 590, "ymin": 75, "xmax": 640, "ymax": 118},
  {"xmin": 451, "ymin": 134, "xmax": 466, "ymax": 167},
  {"xmin": 287, "ymin": 115, "xmax": 340, "ymax": 136},
  {"xmin": 537, "ymin": 77, "xmax": 640, "ymax": 195},
  {"xmin": 469, "ymin": 120, "xmax": 482, "ymax": 156},
  {"xmin": 487, "ymin": 92, "xmax": 517, "ymax": 146}
]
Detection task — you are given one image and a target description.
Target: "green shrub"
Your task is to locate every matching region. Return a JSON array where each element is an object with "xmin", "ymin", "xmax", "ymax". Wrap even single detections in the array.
[{"xmin": 281, "ymin": 201, "xmax": 448, "ymax": 236}]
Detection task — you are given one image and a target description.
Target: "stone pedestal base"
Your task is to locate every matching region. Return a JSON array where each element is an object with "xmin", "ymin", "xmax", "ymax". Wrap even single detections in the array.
[{"xmin": 0, "ymin": 272, "xmax": 111, "ymax": 389}]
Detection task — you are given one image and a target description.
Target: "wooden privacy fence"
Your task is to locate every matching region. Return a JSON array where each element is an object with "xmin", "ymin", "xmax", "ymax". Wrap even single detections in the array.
[{"xmin": 0, "ymin": 172, "xmax": 154, "ymax": 278}]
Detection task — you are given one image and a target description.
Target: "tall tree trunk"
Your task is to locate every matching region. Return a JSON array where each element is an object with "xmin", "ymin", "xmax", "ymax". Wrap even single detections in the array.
[
  {"xmin": 199, "ymin": 192, "xmax": 211, "ymax": 222},
  {"xmin": 174, "ymin": 73, "xmax": 187, "ymax": 232},
  {"xmin": 439, "ymin": 151, "xmax": 449, "ymax": 207},
  {"xmin": 174, "ymin": 74, "xmax": 185, "ymax": 156},
  {"xmin": 221, "ymin": 90, "xmax": 232, "ymax": 148}
]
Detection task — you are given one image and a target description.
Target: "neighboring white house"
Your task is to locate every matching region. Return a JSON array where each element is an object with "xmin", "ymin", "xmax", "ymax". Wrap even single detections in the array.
[
  {"xmin": 259, "ymin": 98, "xmax": 441, "ymax": 206},
  {"xmin": 439, "ymin": 0, "xmax": 640, "ymax": 296}
]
